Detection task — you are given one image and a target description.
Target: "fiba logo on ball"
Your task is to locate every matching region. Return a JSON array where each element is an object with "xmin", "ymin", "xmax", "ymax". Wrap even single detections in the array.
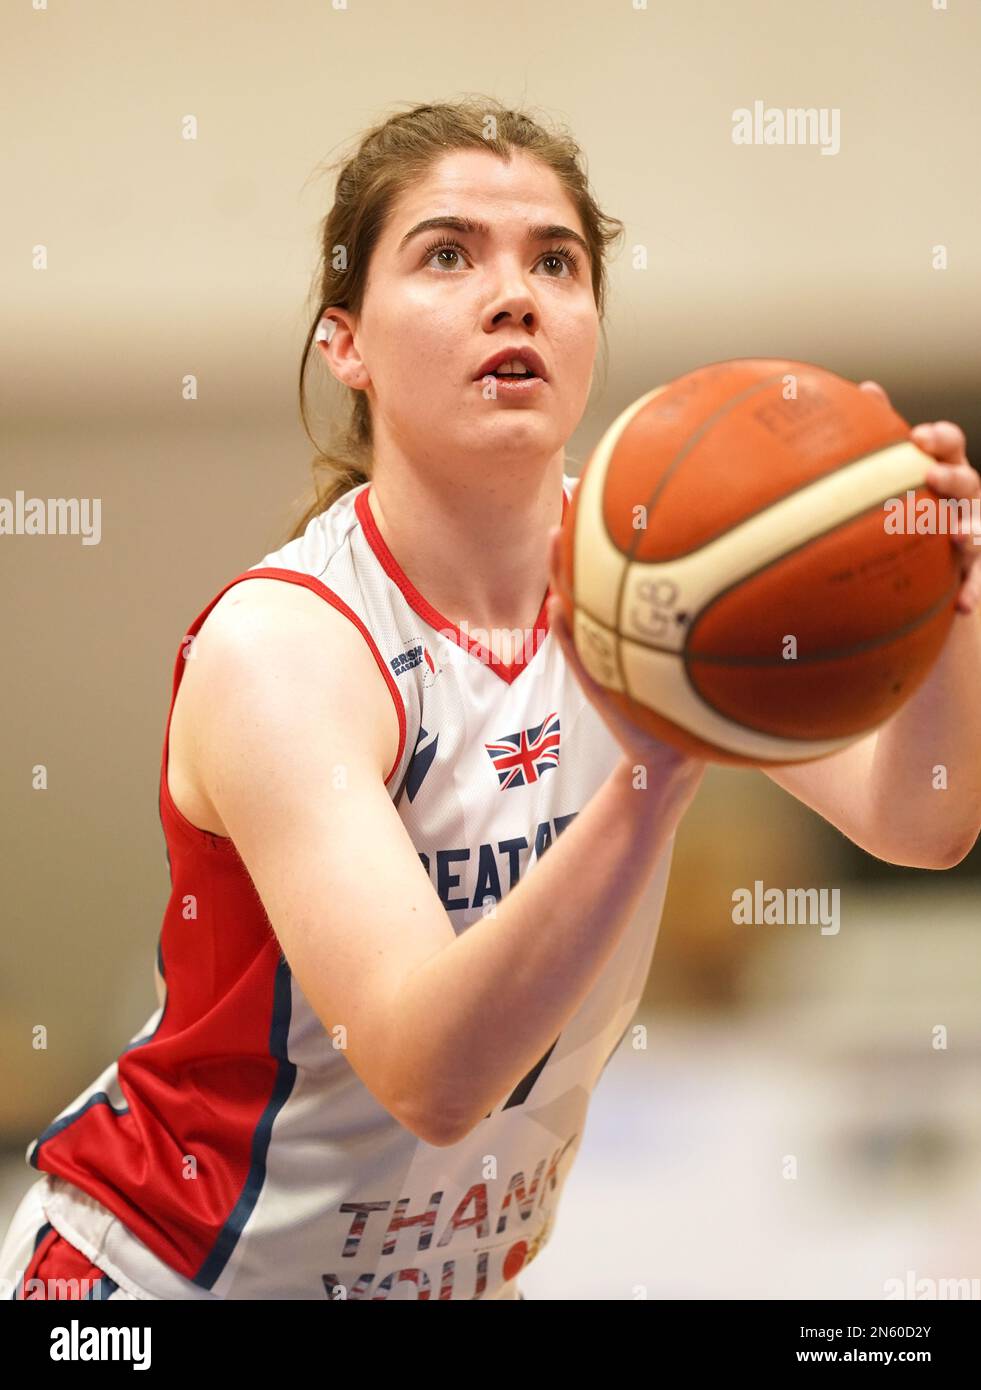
[{"xmin": 555, "ymin": 358, "xmax": 960, "ymax": 766}]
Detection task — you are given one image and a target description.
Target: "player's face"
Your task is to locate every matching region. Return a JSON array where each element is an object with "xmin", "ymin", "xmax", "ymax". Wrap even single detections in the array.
[{"xmin": 353, "ymin": 147, "xmax": 599, "ymax": 471}]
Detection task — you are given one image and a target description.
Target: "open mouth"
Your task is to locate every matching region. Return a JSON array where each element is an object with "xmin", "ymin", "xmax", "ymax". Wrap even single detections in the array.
[
  {"xmin": 478, "ymin": 369, "xmax": 545, "ymax": 393},
  {"xmin": 474, "ymin": 349, "xmax": 548, "ymax": 383}
]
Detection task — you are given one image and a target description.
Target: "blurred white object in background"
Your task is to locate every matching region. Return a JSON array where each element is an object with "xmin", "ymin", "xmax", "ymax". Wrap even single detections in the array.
[{"xmin": 520, "ymin": 885, "xmax": 981, "ymax": 1300}]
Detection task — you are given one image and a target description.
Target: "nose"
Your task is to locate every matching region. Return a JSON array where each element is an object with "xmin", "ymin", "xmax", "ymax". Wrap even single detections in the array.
[
  {"xmin": 490, "ymin": 304, "xmax": 535, "ymax": 328},
  {"xmin": 483, "ymin": 264, "xmax": 540, "ymax": 332}
]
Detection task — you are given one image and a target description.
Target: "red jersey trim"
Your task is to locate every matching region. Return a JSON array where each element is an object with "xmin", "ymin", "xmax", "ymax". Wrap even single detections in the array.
[
  {"xmin": 354, "ymin": 484, "xmax": 569, "ymax": 686},
  {"xmin": 159, "ymin": 568, "xmax": 408, "ymax": 852}
]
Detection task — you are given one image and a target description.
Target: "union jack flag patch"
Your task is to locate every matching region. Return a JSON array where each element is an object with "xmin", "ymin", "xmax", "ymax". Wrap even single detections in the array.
[{"xmin": 485, "ymin": 712, "xmax": 561, "ymax": 790}]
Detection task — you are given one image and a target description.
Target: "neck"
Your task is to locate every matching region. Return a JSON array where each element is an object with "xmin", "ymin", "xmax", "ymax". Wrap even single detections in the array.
[{"xmin": 365, "ymin": 455, "xmax": 566, "ymax": 639}]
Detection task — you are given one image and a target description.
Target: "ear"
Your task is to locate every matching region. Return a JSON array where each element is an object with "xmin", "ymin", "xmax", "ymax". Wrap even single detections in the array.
[{"xmin": 315, "ymin": 310, "xmax": 369, "ymax": 390}]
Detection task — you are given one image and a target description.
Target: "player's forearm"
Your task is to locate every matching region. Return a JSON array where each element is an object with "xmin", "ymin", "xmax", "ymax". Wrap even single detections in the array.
[
  {"xmin": 391, "ymin": 754, "xmax": 703, "ymax": 1144},
  {"xmin": 868, "ymin": 609, "xmax": 981, "ymax": 865}
]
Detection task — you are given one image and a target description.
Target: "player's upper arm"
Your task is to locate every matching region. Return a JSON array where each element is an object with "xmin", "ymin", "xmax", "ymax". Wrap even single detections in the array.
[{"xmin": 185, "ymin": 579, "xmax": 457, "ymax": 1144}]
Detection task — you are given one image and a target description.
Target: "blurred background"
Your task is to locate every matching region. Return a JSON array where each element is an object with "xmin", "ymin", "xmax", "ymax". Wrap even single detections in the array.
[{"xmin": 2, "ymin": 0, "xmax": 980, "ymax": 1299}]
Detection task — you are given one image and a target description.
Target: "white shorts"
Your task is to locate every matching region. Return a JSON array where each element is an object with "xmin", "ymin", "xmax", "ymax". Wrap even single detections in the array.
[{"xmin": 0, "ymin": 1177, "xmax": 137, "ymax": 1302}]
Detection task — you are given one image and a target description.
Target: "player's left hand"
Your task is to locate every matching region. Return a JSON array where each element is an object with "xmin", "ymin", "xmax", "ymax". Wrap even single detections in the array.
[{"xmin": 859, "ymin": 379, "xmax": 981, "ymax": 615}]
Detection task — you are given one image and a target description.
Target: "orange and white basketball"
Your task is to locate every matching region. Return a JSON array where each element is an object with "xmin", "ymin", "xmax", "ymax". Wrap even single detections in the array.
[{"xmin": 556, "ymin": 358, "xmax": 960, "ymax": 767}]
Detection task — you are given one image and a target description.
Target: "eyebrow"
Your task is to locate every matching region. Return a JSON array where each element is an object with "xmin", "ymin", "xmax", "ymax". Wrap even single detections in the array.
[{"xmin": 397, "ymin": 214, "xmax": 591, "ymax": 264}]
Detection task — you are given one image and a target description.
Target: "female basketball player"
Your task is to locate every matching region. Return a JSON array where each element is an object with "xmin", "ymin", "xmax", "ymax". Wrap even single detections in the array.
[{"xmin": 3, "ymin": 98, "xmax": 979, "ymax": 1303}]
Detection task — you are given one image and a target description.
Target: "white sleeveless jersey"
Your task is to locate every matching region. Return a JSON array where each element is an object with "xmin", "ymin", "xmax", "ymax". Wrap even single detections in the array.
[{"xmin": 26, "ymin": 474, "xmax": 676, "ymax": 1300}]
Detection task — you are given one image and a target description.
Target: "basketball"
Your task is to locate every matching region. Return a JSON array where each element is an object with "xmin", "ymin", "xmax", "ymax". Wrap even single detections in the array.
[{"xmin": 556, "ymin": 358, "xmax": 961, "ymax": 767}]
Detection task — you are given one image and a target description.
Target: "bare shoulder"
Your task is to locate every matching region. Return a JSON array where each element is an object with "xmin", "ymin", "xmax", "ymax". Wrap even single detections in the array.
[{"xmin": 167, "ymin": 577, "xmax": 401, "ymax": 836}]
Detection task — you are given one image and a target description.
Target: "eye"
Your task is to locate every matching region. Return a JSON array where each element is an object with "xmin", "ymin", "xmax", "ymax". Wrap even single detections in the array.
[
  {"xmin": 539, "ymin": 245, "xmax": 581, "ymax": 277},
  {"xmin": 420, "ymin": 237, "xmax": 582, "ymax": 276},
  {"xmin": 422, "ymin": 237, "xmax": 468, "ymax": 271}
]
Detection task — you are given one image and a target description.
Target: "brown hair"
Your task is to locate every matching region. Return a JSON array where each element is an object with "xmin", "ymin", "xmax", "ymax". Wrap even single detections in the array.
[{"xmin": 289, "ymin": 95, "xmax": 625, "ymax": 540}]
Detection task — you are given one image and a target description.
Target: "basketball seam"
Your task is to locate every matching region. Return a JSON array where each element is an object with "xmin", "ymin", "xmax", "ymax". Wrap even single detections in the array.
[
  {"xmin": 680, "ymin": 493, "xmax": 956, "ymax": 665},
  {"xmin": 610, "ymin": 371, "xmax": 800, "ymax": 701},
  {"xmin": 687, "ymin": 573, "xmax": 960, "ymax": 669},
  {"xmin": 626, "ymin": 372, "xmax": 793, "ymax": 563}
]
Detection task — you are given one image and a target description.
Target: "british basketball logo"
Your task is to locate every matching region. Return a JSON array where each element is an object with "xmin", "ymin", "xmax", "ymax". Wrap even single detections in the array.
[{"xmin": 390, "ymin": 640, "xmax": 442, "ymax": 688}]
